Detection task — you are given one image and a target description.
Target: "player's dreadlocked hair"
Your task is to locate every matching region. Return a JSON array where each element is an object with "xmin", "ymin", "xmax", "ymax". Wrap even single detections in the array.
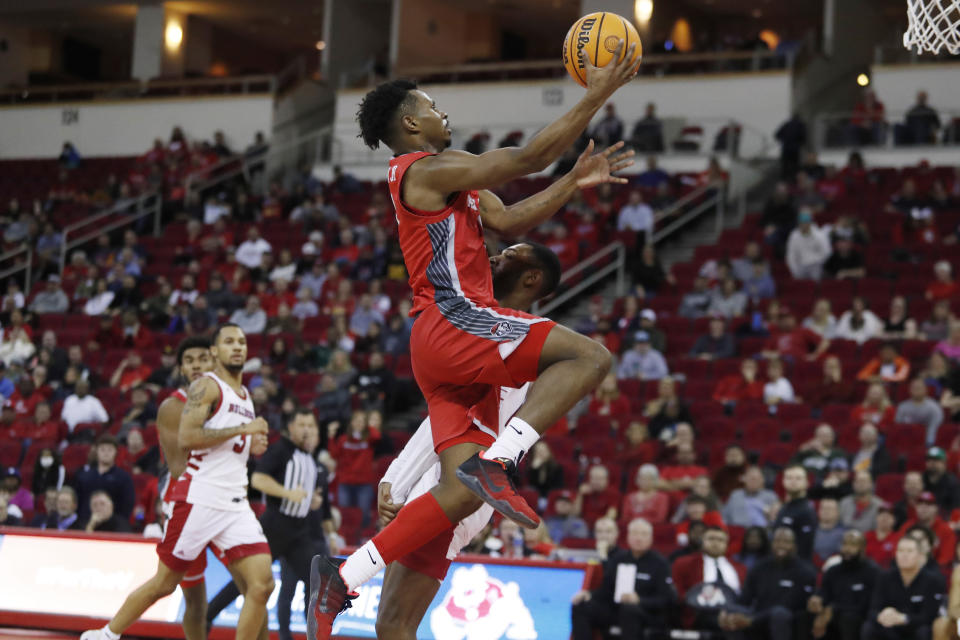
[{"xmin": 356, "ymin": 79, "xmax": 418, "ymax": 150}]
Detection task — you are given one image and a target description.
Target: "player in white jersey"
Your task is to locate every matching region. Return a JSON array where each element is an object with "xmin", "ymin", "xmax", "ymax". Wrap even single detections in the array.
[
  {"xmin": 84, "ymin": 325, "xmax": 273, "ymax": 640},
  {"xmin": 81, "ymin": 337, "xmax": 218, "ymax": 640},
  {"xmin": 358, "ymin": 243, "xmax": 560, "ymax": 640}
]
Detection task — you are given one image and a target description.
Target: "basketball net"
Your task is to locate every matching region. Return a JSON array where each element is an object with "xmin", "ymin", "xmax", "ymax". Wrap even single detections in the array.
[{"xmin": 903, "ymin": 0, "xmax": 960, "ymax": 54}]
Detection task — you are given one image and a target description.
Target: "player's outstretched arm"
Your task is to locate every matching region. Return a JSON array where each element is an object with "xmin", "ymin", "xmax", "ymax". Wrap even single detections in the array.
[
  {"xmin": 413, "ymin": 41, "xmax": 639, "ymax": 194},
  {"xmin": 178, "ymin": 377, "xmax": 268, "ymax": 449},
  {"xmin": 479, "ymin": 140, "xmax": 633, "ymax": 236}
]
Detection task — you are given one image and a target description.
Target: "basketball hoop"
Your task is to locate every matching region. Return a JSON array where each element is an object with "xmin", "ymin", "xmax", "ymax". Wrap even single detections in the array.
[{"xmin": 903, "ymin": 0, "xmax": 960, "ymax": 54}]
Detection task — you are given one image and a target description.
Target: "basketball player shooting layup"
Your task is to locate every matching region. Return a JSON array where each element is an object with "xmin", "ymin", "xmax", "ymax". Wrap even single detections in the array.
[
  {"xmin": 375, "ymin": 242, "xmax": 561, "ymax": 640},
  {"xmin": 84, "ymin": 325, "xmax": 274, "ymax": 640},
  {"xmin": 81, "ymin": 337, "xmax": 216, "ymax": 640},
  {"xmin": 308, "ymin": 39, "xmax": 639, "ymax": 638}
]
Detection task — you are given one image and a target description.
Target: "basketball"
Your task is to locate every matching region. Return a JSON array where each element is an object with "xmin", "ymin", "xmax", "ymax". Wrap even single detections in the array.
[{"xmin": 562, "ymin": 12, "xmax": 643, "ymax": 88}]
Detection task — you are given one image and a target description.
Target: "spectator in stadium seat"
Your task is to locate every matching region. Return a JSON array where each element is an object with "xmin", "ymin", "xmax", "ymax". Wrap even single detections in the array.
[
  {"xmin": 786, "ymin": 209, "xmax": 832, "ymax": 281},
  {"xmin": 574, "ymin": 464, "xmax": 620, "ymax": 527},
  {"xmin": 167, "ymin": 274, "xmax": 198, "ymax": 308},
  {"xmin": 592, "ymin": 517, "xmax": 620, "ymax": 561},
  {"xmin": 690, "ymin": 316, "xmax": 736, "ymax": 360},
  {"xmin": 621, "ymin": 464, "xmax": 670, "ymax": 526},
  {"xmin": 617, "ymin": 190, "xmax": 654, "ymax": 248},
  {"xmin": 863, "ymin": 535, "xmax": 945, "ymax": 640},
  {"xmin": 60, "ymin": 378, "xmax": 108, "ymax": 432},
  {"xmin": 866, "ymin": 502, "xmax": 901, "ymax": 568},
  {"xmin": 761, "ymin": 183, "xmax": 798, "ymax": 255},
  {"xmin": 615, "ymin": 420, "xmax": 659, "ymax": 468},
  {"xmin": 269, "ymin": 248, "xmax": 298, "ymax": 283},
  {"xmin": 736, "ymin": 526, "xmax": 771, "ymax": 571},
  {"xmin": 1, "ymin": 280, "xmax": 24, "ymax": 311},
  {"xmin": 810, "ymin": 456, "xmax": 854, "ymax": 502},
  {"xmin": 762, "ymin": 308, "xmax": 830, "ymax": 362},
  {"xmin": 904, "ymin": 90, "xmax": 942, "ymax": 145},
  {"xmin": 807, "ymin": 356, "xmax": 855, "ymax": 409},
  {"xmin": 809, "ymin": 530, "xmax": 878, "ymax": 640},
  {"xmin": 0, "ymin": 493, "xmax": 20, "ymax": 527},
  {"xmin": 349, "ymin": 294, "xmax": 385, "ymax": 338},
  {"xmin": 660, "ymin": 442, "xmax": 708, "ymax": 493},
  {"xmin": 644, "ymin": 377, "xmax": 691, "ymax": 436},
  {"xmin": 82, "ymin": 278, "xmax": 114, "ymax": 316},
  {"xmin": 544, "ymin": 490, "xmax": 588, "ymax": 543},
  {"xmin": 851, "ymin": 423, "xmax": 892, "ymax": 477},
  {"xmin": 31, "ymin": 446, "xmax": 64, "ymax": 495},
  {"xmin": 525, "ymin": 440, "xmax": 564, "ymax": 498},
  {"xmin": 823, "ymin": 234, "xmax": 866, "ymax": 280},
  {"xmin": 328, "ymin": 410, "xmax": 380, "ymax": 526},
  {"xmin": 882, "ymin": 296, "xmax": 919, "ymax": 340},
  {"xmin": 890, "ymin": 472, "xmax": 924, "ymax": 531},
  {"xmin": 764, "ymin": 358, "xmax": 797, "ymax": 406},
  {"xmin": 857, "ymin": 344, "xmax": 911, "ymax": 383},
  {"xmin": 712, "ymin": 444, "xmax": 748, "ymax": 501},
  {"xmin": 632, "ymin": 245, "xmax": 675, "ymax": 295},
  {"xmin": 898, "ymin": 491, "xmax": 955, "ymax": 567},
  {"xmin": 118, "ymin": 389, "xmax": 157, "ymax": 440},
  {"xmin": 839, "ymin": 470, "xmax": 883, "ymax": 533},
  {"xmin": 835, "ymin": 297, "xmax": 884, "ymax": 345},
  {"xmin": 229, "ymin": 295, "xmax": 267, "ymax": 335},
  {"xmin": 921, "ymin": 299, "xmax": 954, "ymax": 342},
  {"xmin": 351, "ymin": 351, "xmax": 394, "ymax": 411},
  {"xmin": 1, "ymin": 466, "xmax": 32, "ymax": 513},
  {"xmin": 935, "ymin": 323, "xmax": 960, "ymax": 364},
  {"xmin": 794, "ymin": 172, "xmax": 828, "ymax": 215},
  {"xmin": 922, "ymin": 446, "xmax": 960, "ymax": 512},
  {"xmin": 814, "ymin": 497, "xmax": 847, "ymax": 561},
  {"xmin": 74, "ymin": 434, "xmax": 134, "ymax": 522},
  {"xmin": 634, "ymin": 155, "xmax": 670, "ymax": 190},
  {"xmin": 743, "ymin": 263, "xmax": 777, "ymax": 305},
  {"xmin": 926, "ymin": 261, "xmax": 959, "ymax": 302},
  {"xmin": 109, "ymin": 351, "xmax": 151, "ymax": 393},
  {"xmin": 591, "ymin": 102, "xmax": 624, "ymax": 148},
  {"xmin": 673, "ymin": 478, "xmax": 723, "ymax": 528},
  {"xmin": 83, "ymin": 489, "xmax": 131, "ymax": 533},
  {"xmin": 630, "ymin": 102, "xmax": 665, "ymax": 152},
  {"xmin": 115, "ymin": 310, "xmax": 154, "ymax": 350},
  {"xmin": 570, "ymin": 518, "xmax": 672, "ymax": 640},
  {"xmin": 792, "ymin": 424, "xmax": 846, "ymax": 480},
  {"xmin": 29, "ymin": 274, "xmax": 68, "ymax": 314},
  {"xmin": 848, "ymin": 89, "xmax": 886, "ymax": 145},
  {"xmin": 617, "ymin": 331, "xmax": 668, "ymax": 381},
  {"xmin": 292, "ymin": 287, "xmax": 319, "ymax": 321},
  {"xmin": 713, "ymin": 358, "xmax": 765, "ymax": 407},
  {"xmin": 774, "ymin": 465, "xmax": 818, "ymax": 560},
  {"xmin": 679, "ymin": 276, "xmax": 713, "ymax": 319},
  {"xmin": 37, "ymin": 486, "xmax": 79, "ymax": 530},
  {"xmin": 109, "ymin": 275, "xmax": 143, "ymax": 313},
  {"xmin": 588, "ymin": 373, "xmax": 631, "ymax": 419},
  {"xmin": 708, "ymin": 278, "xmax": 748, "ymax": 319},
  {"xmin": 719, "ymin": 527, "xmax": 816, "ymax": 640},
  {"xmin": 895, "ymin": 379, "xmax": 944, "ymax": 445},
  {"xmin": 125, "ymin": 427, "xmax": 159, "ymax": 476},
  {"xmin": 235, "ymin": 227, "xmax": 272, "ymax": 269},
  {"xmin": 203, "ymin": 272, "xmax": 238, "ymax": 316}
]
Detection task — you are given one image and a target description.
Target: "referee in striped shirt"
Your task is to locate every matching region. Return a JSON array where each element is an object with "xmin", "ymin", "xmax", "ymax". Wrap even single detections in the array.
[{"xmin": 207, "ymin": 408, "xmax": 330, "ymax": 640}]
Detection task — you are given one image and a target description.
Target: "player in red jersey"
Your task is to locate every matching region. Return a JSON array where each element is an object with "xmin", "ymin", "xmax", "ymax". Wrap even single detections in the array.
[
  {"xmin": 81, "ymin": 337, "xmax": 215, "ymax": 640},
  {"xmin": 308, "ymin": 41, "xmax": 639, "ymax": 639}
]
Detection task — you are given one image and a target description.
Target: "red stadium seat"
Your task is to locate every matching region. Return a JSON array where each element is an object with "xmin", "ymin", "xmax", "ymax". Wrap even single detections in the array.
[{"xmin": 875, "ymin": 474, "xmax": 904, "ymax": 502}]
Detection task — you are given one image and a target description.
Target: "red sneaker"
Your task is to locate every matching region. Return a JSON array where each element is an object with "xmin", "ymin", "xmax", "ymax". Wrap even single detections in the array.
[
  {"xmin": 456, "ymin": 453, "xmax": 540, "ymax": 529},
  {"xmin": 307, "ymin": 555, "xmax": 358, "ymax": 640}
]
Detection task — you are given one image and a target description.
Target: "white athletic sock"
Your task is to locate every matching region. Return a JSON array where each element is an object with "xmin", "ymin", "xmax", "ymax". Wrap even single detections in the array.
[
  {"xmin": 482, "ymin": 416, "xmax": 540, "ymax": 467},
  {"xmin": 339, "ymin": 540, "xmax": 385, "ymax": 591},
  {"xmin": 102, "ymin": 625, "xmax": 121, "ymax": 640}
]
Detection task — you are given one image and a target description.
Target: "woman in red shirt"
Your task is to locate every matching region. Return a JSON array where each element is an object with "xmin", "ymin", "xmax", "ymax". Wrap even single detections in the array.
[
  {"xmin": 712, "ymin": 358, "xmax": 765, "ymax": 406},
  {"xmin": 615, "ymin": 420, "xmax": 659, "ymax": 468},
  {"xmin": 865, "ymin": 504, "xmax": 901, "ymax": 568},
  {"xmin": 329, "ymin": 410, "xmax": 381, "ymax": 527},
  {"xmin": 850, "ymin": 382, "xmax": 896, "ymax": 427},
  {"xmin": 588, "ymin": 373, "xmax": 632, "ymax": 419}
]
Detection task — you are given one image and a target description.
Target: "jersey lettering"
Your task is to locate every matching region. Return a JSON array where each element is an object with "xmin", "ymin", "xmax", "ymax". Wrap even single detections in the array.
[{"xmin": 233, "ymin": 434, "xmax": 248, "ymax": 453}]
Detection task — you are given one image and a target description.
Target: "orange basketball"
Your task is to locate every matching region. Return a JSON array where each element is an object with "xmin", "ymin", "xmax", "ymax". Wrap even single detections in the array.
[{"xmin": 562, "ymin": 12, "xmax": 642, "ymax": 88}]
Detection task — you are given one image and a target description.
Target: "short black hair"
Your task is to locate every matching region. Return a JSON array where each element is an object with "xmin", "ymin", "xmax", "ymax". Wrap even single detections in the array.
[
  {"xmin": 906, "ymin": 524, "xmax": 934, "ymax": 548},
  {"xmin": 524, "ymin": 241, "xmax": 562, "ymax": 298},
  {"xmin": 213, "ymin": 322, "xmax": 242, "ymax": 345},
  {"xmin": 177, "ymin": 336, "xmax": 213, "ymax": 366},
  {"xmin": 687, "ymin": 495, "xmax": 708, "ymax": 507},
  {"xmin": 356, "ymin": 79, "xmax": 418, "ymax": 150}
]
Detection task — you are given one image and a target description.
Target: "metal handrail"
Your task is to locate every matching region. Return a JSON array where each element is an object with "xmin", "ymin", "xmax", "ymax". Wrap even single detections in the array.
[
  {"xmin": 58, "ymin": 192, "xmax": 162, "ymax": 272},
  {"xmin": 0, "ymin": 75, "xmax": 276, "ymax": 105},
  {"xmin": 652, "ymin": 185, "xmax": 724, "ymax": 244},
  {"xmin": 0, "ymin": 245, "xmax": 33, "ymax": 294},
  {"xmin": 813, "ymin": 108, "xmax": 960, "ymax": 150},
  {"xmin": 532, "ymin": 242, "xmax": 626, "ymax": 317}
]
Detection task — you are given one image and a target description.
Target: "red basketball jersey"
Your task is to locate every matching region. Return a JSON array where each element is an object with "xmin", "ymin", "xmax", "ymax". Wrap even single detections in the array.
[{"xmin": 388, "ymin": 152, "xmax": 497, "ymax": 316}]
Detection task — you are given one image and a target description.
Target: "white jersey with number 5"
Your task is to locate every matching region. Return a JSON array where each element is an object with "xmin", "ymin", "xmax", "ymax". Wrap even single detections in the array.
[{"xmin": 171, "ymin": 371, "xmax": 256, "ymax": 511}]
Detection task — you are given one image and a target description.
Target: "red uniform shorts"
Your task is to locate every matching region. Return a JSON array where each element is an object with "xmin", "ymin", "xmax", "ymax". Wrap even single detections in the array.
[
  {"xmin": 410, "ymin": 303, "xmax": 555, "ymax": 453},
  {"xmin": 397, "ymin": 527, "xmax": 457, "ymax": 582}
]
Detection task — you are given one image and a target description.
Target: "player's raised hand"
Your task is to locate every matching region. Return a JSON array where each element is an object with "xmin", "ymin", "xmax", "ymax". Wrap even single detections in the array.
[
  {"xmin": 583, "ymin": 39, "xmax": 640, "ymax": 99},
  {"xmin": 378, "ymin": 482, "xmax": 402, "ymax": 525},
  {"xmin": 572, "ymin": 139, "xmax": 635, "ymax": 189},
  {"xmin": 243, "ymin": 417, "xmax": 269, "ymax": 436}
]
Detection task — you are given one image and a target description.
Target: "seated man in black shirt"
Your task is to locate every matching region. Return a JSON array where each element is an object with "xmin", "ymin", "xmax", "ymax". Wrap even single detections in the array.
[
  {"xmin": 719, "ymin": 527, "xmax": 816, "ymax": 640},
  {"xmin": 809, "ymin": 530, "xmax": 878, "ymax": 640},
  {"xmin": 570, "ymin": 518, "xmax": 675, "ymax": 640},
  {"xmin": 83, "ymin": 490, "xmax": 131, "ymax": 533},
  {"xmin": 774, "ymin": 464, "xmax": 819, "ymax": 561},
  {"xmin": 822, "ymin": 236, "xmax": 866, "ymax": 280},
  {"xmin": 862, "ymin": 536, "xmax": 945, "ymax": 640}
]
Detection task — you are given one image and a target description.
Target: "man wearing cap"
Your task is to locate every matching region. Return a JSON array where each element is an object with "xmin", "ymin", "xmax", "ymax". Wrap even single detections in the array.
[
  {"xmin": 29, "ymin": 274, "xmax": 69, "ymax": 314},
  {"xmin": 545, "ymin": 489, "xmax": 589, "ymax": 542},
  {"xmin": 923, "ymin": 446, "xmax": 960, "ymax": 513},
  {"xmin": 73, "ymin": 433, "xmax": 135, "ymax": 523},
  {"xmin": 898, "ymin": 491, "xmax": 955, "ymax": 566},
  {"xmin": 786, "ymin": 208, "xmax": 831, "ymax": 281},
  {"xmin": 690, "ymin": 317, "xmax": 736, "ymax": 360},
  {"xmin": 862, "ymin": 536, "xmax": 945, "ymax": 640},
  {"xmin": 896, "ymin": 379, "xmax": 945, "ymax": 446},
  {"xmin": 616, "ymin": 331, "xmax": 668, "ymax": 381},
  {"xmin": 1, "ymin": 466, "xmax": 33, "ymax": 513},
  {"xmin": 808, "ymin": 530, "xmax": 877, "ymax": 640},
  {"xmin": 638, "ymin": 308, "xmax": 666, "ymax": 353}
]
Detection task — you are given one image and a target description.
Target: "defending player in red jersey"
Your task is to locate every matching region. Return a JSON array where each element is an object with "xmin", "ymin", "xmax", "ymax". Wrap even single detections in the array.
[
  {"xmin": 308, "ymin": 40, "xmax": 639, "ymax": 639},
  {"xmin": 83, "ymin": 327, "xmax": 274, "ymax": 640}
]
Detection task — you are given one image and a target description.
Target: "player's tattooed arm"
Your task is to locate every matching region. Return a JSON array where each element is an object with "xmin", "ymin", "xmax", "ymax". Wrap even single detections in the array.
[{"xmin": 178, "ymin": 377, "xmax": 268, "ymax": 449}]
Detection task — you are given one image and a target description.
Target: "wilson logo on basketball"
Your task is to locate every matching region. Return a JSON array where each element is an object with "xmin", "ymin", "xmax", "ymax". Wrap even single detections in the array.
[
  {"xmin": 604, "ymin": 35, "xmax": 620, "ymax": 53},
  {"xmin": 574, "ymin": 17, "xmax": 596, "ymax": 71}
]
